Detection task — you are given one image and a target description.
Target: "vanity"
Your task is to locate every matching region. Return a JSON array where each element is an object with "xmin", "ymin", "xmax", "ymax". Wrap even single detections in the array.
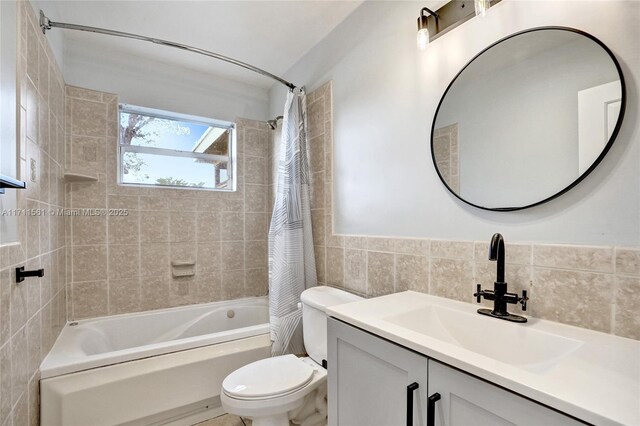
[{"xmin": 326, "ymin": 291, "xmax": 640, "ymax": 426}]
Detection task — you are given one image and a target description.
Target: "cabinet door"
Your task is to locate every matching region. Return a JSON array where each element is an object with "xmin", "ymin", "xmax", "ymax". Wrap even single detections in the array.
[
  {"xmin": 328, "ymin": 318, "xmax": 428, "ymax": 426},
  {"xmin": 428, "ymin": 360, "xmax": 585, "ymax": 426}
]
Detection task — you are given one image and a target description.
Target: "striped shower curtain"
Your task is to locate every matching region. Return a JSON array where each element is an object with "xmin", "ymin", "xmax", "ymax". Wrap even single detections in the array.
[{"xmin": 268, "ymin": 88, "xmax": 317, "ymax": 356}]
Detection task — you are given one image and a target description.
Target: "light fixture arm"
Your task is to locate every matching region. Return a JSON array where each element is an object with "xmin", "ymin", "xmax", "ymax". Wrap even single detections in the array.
[
  {"xmin": 417, "ymin": 6, "xmax": 439, "ymax": 35},
  {"xmin": 420, "ymin": 7, "xmax": 439, "ymax": 21}
]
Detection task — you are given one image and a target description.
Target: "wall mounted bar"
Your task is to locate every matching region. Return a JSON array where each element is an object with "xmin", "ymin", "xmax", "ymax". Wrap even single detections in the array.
[
  {"xmin": 0, "ymin": 174, "xmax": 26, "ymax": 194},
  {"xmin": 39, "ymin": 10, "xmax": 297, "ymax": 91},
  {"xmin": 424, "ymin": 0, "xmax": 503, "ymax": 42}
]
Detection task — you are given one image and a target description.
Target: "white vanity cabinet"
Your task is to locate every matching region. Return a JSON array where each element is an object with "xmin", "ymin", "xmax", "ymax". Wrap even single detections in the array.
[
  {"xmin": 328, "ymin": 318, "xmax": 586, "ymax": 426},
  {"xmin": 327, "ymin": 318, "xmax": 428, "ymax": 426}
]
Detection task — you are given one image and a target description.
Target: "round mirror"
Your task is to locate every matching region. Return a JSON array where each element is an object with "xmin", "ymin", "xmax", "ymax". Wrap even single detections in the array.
[{"xmin": 431, "ymin": 27, "xmax": 625, "ymax": 211}]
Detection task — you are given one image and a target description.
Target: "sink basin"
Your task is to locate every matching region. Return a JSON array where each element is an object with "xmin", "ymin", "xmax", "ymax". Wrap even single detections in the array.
[{"xmin": 383, "ymin": 304, "xmax": 583, "ymax": 373}]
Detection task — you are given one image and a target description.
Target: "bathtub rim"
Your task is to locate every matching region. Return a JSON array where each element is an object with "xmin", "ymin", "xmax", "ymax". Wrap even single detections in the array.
[{"xmin": 41, "ymin": 296, "xmax": 271, "ymax": 379}]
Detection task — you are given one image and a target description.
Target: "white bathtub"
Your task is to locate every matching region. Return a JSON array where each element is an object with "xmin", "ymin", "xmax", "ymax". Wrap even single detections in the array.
[{"xmin": 40, "ymin": 297, "xmax": 272, "ymax": 426}]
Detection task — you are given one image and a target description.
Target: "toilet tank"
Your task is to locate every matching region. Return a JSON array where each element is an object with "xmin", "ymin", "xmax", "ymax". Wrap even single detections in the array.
[{"xmin": 300, "ymin": 286, "xmax": 362, "ymax": 364}]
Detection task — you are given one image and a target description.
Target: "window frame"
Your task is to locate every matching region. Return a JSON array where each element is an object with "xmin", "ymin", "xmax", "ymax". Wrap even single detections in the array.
[{"xmin": 117, "ymin": 104, "xmax": 236, "ymax": 192}]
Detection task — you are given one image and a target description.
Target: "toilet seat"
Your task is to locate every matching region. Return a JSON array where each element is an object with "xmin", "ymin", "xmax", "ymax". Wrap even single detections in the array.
[{"xmin": 222, "ymin": 355, "xmax": 315, "ymax": 400}]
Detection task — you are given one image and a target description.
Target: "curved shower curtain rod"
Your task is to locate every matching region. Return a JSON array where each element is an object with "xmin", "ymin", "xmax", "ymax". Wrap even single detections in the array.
[{"xmin": 38, "ymin": 10, "xmax": 298, "ymax": 91}]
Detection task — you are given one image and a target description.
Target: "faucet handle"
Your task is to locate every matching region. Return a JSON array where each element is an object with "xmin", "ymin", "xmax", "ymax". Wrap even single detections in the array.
[
  {"xmin": 519, "ymin": 290, "xmax": 529, "ymax": 311},
  {"xmin": 474, "ymin": 284, "xmax": 482, "ymax": 303}
]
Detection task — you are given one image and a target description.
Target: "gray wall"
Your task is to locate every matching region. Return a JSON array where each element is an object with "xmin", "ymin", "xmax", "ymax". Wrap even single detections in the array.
[{"xmin": 269, "ymin": 0, "xmax": 640, "ymax": 246}]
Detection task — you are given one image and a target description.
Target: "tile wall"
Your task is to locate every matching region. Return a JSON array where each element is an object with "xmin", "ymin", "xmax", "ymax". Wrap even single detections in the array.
[
  {"xmin": 65, "ymin": 86, "xmax": 270, "ymax": 319},
  {"xmin": 302, "ymin": 81, "xmax": 640, "ymax": 341},
  {"xmin": 0, "ymin": 2, "xmax": 68, "ymax": 424}
]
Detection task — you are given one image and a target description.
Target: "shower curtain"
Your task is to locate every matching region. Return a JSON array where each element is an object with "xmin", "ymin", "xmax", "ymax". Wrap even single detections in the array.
[{"xmin": 268, "ymin": 88, "xmax": 317, "ymax": 356}]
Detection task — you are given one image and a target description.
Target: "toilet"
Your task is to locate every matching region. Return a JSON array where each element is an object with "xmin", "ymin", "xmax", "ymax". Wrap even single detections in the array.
[{"xmin": 221, "ymin": 286, "xmax": 362, "ymax": 426}]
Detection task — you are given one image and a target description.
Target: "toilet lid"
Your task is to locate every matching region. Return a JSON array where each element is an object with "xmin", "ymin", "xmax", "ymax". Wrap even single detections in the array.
[{"xmin": 223, "ymin": 355, "xmax": 314, "ymax": 399}]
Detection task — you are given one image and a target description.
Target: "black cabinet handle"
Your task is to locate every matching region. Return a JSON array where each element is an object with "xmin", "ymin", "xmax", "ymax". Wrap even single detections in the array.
[
  {"xmin": 406, "ymin": 382, "xmax": 419, "ymax": 426},
  {"xmin": 427, "ymin": 392, "xmax": 441, "ymax": 426}
]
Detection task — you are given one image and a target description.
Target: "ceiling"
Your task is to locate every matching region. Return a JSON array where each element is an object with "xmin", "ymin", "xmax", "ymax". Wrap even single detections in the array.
[{"xmin": 41, "ymin": 0, "xmax": 363, "ymax": 89}]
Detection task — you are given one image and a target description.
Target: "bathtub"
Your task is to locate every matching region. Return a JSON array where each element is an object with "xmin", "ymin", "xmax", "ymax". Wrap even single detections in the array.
[{"xmin": 40, "ymin": 297, "xmax": 272, "ymax": 426}]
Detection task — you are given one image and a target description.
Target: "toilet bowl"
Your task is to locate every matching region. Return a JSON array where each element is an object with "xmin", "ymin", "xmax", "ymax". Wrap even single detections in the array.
[{"xmin": 221, "ymin": 286, "xmax": 362, "ymax": 426}]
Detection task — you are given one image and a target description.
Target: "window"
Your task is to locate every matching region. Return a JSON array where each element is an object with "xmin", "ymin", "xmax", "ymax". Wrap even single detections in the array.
[{"xmin": 118, "ymin": 105, "xmax": 235, "ymax": 190}]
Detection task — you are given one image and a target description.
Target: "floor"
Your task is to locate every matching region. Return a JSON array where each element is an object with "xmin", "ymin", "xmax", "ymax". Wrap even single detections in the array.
[{"xmin": 195, "ymin": 414, "xmax": 252, "ymax": 426}]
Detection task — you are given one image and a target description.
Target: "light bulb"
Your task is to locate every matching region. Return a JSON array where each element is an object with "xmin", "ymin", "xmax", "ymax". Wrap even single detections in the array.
[
  {"xmin": 417, "ymin": 28, "xmax": 430, "ymax": 50},
  {"xmin": 475, "ymin": 0, "xmax": 491, "ymax": 16}
]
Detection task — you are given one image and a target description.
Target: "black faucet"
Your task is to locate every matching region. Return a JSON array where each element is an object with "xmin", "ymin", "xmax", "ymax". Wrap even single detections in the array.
[{"xmin": 473, "ymin": 233, "xmax": 528, "ymax": 323}]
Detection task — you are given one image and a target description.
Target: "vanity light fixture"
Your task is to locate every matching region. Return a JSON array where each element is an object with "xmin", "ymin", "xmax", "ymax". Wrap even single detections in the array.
[
  {"xmin": 417, "ymin": 0, "xmax": 501, "ymax": 48},
  {"xmin": 475, "ymin": 0, "xmax": 491, "ymax": 16},
  {"xmin": 417, "ymin": 7, "xmax": 439, "ymax": 50}
]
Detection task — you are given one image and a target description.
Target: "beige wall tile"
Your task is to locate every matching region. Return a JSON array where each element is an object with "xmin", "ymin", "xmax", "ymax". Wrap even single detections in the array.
[
  {"xmin": 245, "ymin": 268, "xmax": 268, "ymax": 297},
  {"xmin": 394, "ymin": 239, "xmax": 430, "ymax": 256},
  {"xmin": 614, "ymin": 276, "xmax": 640, "ymax": 339},
  {"xmin": 169, "ymin": 211, "xmax": 196, "ymax": 243},
  {"xmin": 615, "ymin": 248, "xmax": 640, "ymax": 276},
  {"xmin": 140, "ymin": 243, "xmax": 170, "ymax": 278},
  {"xmin": 222, "ymin": 270, "xmax": 246, "ymax": 300},
  {"xmin": 430, "ymin": 258, "xmax": 473, "ymax": 302},
  {"xmin": 197, "ymin": 211, "xmax": 221, "ymax": 242},
  {"xmin": 70, "ymin": 135, "xmax": 105, "ymax": 174},
  {"xmin": 0, "ymin": 343, "xmax": 12, "ymax": 421},
  {"xmin": 533, "ymin": 244, "xmax": 613, "ymax": 273},
  {"xmin": 70, "ymin": 98, "xmax": 106, "ymax": 137},
  {"xmin": 109, "ymin": 278, "xmax": 141, "ymax": 315},
  {"xmin": 307, "ymin": 98, "xmax": 325, "ymax": 140},
  {"xmin": 344, "ymin": 236, "xmax": 367, "ymax": 250},
  {"xmin": 0, "ymin": 270, "xmax": 10, "ymax": 347},
  {"xmin": 139, "ymin": 196, "xmax": 169, "ymax": 211},
  {"xmin": 244, "ymin": 128, "xmax": 268, "ymax": 158},
  {"xmin": 196, "ymin": 243, "xmax": 221, "ymax": 277},
  {"xmin": 245, "ymin": 184, "xmax": 267, "ymax": 212},
  {"xmin": 532, "ymin": 268, "xmax": 613, "ymax": 332},
  {"xmin": 325, "ymin": 218, "xmax": 343, "ymax": 248},
  {"xmin": 140, "ymin": 211, "xmax": 169, "ymax": 243},
  {"xmin": 326, "ymin": 247, "xmax": 344, "ymax": 286},
  {"xmin": 108, "ymin": 245, "xmax": 140, "ymax": 280},
  {"xmin": 315, "ymin": 245, "xmax": 326, "ymax": 284},
  {"xmin": 311, "ymin": 173, "xmax": 324, "ymax": 210},
  {"xmin": 367, "ymin": 251, "xmax": 394, "ymax": 297},
  {"xmin": 140, "ymin": 276, "xmax": 171, "ymax": 311},
  {"xmin": 72, "ymin": 281, "xmax": 107, "ymax": 319},
  {"xmin": 245, "ymin": 156, "xmax": 267, "ymax": 184},
  {"xmin": 222, "ymin": 242, "xmax": 244, "ymax": 271},
  {"xmin": 344, "ymin": 249, "xmax": 366, "ymax": 295},
  {"xmin": 366, "ymin": 237, "xmax": 394, "ymax": 252},
  {"xmin": 11, "ymin": 326, "xmax": 27, "ymax": 408},
  {"xmin": 107, "ymin": 195, "xmax": 138, "ymax": 210},
  {"xmin": 431, "ymin": 240, "xmax": 473, "ymax": 259},
  {"xmin": 396, "ymin": 254, "xmax": 428, "ymax": 293},
  {"xmin": 245, "ymin": 213, "xmax": 267, "ymax": 242},
  {"xmin": 108, "ymin": 211, "xmax": 140, "ymax": 244},
  {"xmin": 245, "ymin": 241, "xmax": 267, "ymax": 270},
  {"xmin": 220, "ymin": 212, "xmax": 244, "ymax": 241},
  {"xmin": 28, "ymin": 371, "xmax": 40, "ymax": 426},
  {"xmin": 309, "ymin": 135, "xmax": 325, "ymax": 174},
  {"xmin": 26, "ymin": 312, "xmax": 40, "ymax": 377},
  {"xmin": 69, "ymin": 179, "xmax": 106, "ymax": 209},
  {"xmin": 311, "ymin": 210, "xmax": 325, "ymax": 246},
  {"xmin": 72, "ymin": 245, "xmax": 107, "ymax": 282},
  {"xmin": 193, "ymin": 275, "xmax": 221, "ymax": 303},
  {"xmin": 72, "ymin": 215, "xmax": 106, "ymax": 245}
]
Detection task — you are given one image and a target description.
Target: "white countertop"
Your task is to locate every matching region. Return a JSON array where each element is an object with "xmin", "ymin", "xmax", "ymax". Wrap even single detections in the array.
[{"xmin": 327, "ymin": 291, "xmax": 640, "ymax": 426}]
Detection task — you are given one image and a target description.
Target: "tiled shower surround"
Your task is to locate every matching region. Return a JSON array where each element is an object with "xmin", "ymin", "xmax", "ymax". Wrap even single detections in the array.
[
  {"xmin": 0, "ymin": 2, "xmax": 68, "ymax": 424},
  {"xmin": 65, "ymin": 86, "xmax": 271, "ymax": 319},
  {"xmin": 304, "ymin": 81, "xmax": 640, "ymax": 341}
]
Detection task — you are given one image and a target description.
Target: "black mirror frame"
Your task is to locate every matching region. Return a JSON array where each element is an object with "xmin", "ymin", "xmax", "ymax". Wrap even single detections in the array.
[{"xmin": 430, "ymin": 26, "xmax": 626, "ymax": 212}]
